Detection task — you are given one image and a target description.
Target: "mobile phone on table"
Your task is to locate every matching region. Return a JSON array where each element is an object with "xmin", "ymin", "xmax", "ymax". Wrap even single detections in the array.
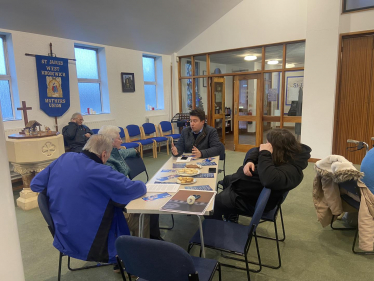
[
  {"xmin": 209, "ymin": 167, "xmax": 217, "ymax": 173},
  {"xmin": 181, "ymin": 156, "xmax": 188, "ymax": 160}
]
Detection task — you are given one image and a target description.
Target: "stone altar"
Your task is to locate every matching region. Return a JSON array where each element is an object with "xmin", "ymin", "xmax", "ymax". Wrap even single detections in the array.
[{"xmin": 6, "ymin": 132, "xmax": 64, "ymax": 210}]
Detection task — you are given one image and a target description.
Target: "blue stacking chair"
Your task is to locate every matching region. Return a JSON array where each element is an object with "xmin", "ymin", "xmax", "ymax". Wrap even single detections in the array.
[
  {"xmin": 38, "ymin": 192, "xmax": 110, "ymax": 281},
  {"xmin": 124, "ymin": 153, "xmax": 149, "ymax": 182},
  {"xmin": 125, "ymin": 125, "xmax": 156, "ymax": 158},
  {"xmin": 91, "ymin": 129, "xmax": 99, "ymax": 134},
  {"xmin": 218, "ymin": 143, "xmax": 226, "ymax": 177},
  {"xmin": 119, "ymin": 126, "xmax": 140, "ymax": 150},
  {"xmin": 158, "ymin": 121, "xmax": 181, "ymax": 142},
  {"xmin": 141, "ymin": 123, "xmax": 169, "ymax": 158},
  {"xmin": 115, "ymin": 235, "xmax": 221, "ymax": 281},
  {"xmin": 188, "ymin": 188, "xmax": 271, "ymax": 281}
]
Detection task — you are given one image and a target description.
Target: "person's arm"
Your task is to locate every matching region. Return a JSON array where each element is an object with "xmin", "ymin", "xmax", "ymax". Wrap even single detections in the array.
[
  {"xmin": 119, "ymin": 148, "xmax": 137, "ymax": 159},
  {"xmin": 243, "ymin": 147, "xmax": 259, "ymax": 165},
  {"xmin": 84, "ymin": 125, "xmax": 93, "ymax": 136},
  {"xmin": 62, "ymin": 122, "xmax": 78, "ymax": 139},
  {"xmin": 173, "ymin": 130, "xmax": 186, "ymax": 156},
  {"xmin": 257, "ymin": 150, "xmax": 301, "ymax": 190},
  {"xmin": 30, "ymin": 160, "xmax": 58, "ymax": 192},
  {"xmin": 200, "ymin": 129, "xmax": 222, "ymax": 158}
]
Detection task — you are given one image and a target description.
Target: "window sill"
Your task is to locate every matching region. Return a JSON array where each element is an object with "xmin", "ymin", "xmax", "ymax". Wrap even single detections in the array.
[
  {"xmin": 81, "ymin": 112, "xmax": 111, "ymax": 116},
  {"xmin": 3, "ymin": 118, "xmax": 22, "ymax": 122}
]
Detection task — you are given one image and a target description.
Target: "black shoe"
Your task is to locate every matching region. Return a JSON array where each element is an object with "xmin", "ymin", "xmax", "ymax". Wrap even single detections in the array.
[{"xmin": 150, "ymin": 235, "xmax": 164, "ymax": 241}]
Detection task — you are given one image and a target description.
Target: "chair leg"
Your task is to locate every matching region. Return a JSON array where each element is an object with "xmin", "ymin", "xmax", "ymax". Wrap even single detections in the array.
[
  {"xmin": 218, "ymin": 263, "xmax": 222, "ymax": 281},
  {"xmin": 278, "ymin": 207, "xmax": 286, "ymax": 242},
  {"xmin": 116, "ymin": 256, "xmax": 127, "ymax": 281},
  {"xmin": 160, "ymin": 214, "xmax": 175, "ymax": 230},
  {"xmin": 352, "ymin": 228, "xmax": 374, "ymax": 255},
  {"xmin": 166, "ymin": 140, "xmax": 169, "ymax": 155},
  {"xmin": 330, "ymin": 215, "xmax": 356, "ymax": 230},
  {"xmin": 58, "ymin": 252, "xmax": 63, "ymax": 281},
  {"xmin": 67, "ymin": 256, "xmax": 111, "ymax": 271}
]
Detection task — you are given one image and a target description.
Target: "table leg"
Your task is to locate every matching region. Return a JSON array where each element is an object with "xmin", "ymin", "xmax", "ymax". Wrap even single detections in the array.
[
  {"xmin": 138, "ymin": 214, "xmax": 145, "ymax": 238},
  {"xmin": 197, "ymin": 216, "xmax": 205, "ymax": 258}
]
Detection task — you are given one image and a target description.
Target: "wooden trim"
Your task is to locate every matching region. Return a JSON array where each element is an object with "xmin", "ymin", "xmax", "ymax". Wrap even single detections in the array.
[
  {"xmin": 308, "ymin": 158, "xmax": 320, "ymax": 163},
  {"xmin": 261, "ymin": 46, "xmax": 265, "ymax": 71},
  {"xmin": 256, "ymin": 73, "xmax": 263, "ymax": 145},
  {"xmin": 206, "ymin": 54, "xmax": 211, "ymax": 125},
  {"xmin": 178, "ymin": 60, "xmax": 182, "ymax": 113},
  {"xmin": 178, "ymin": 39, "xmax": 305, "ymax": 58},
  {"xmin": 283, "ymin": 116, "xmax": 302, "ymax": 123},
  {"xmin": 170, "ymin": 64, "xmax": 173, "ymax": 117},
  {"xmin": 280, "ymin": 46, "xmax": 286, "ymax": 128},
  {"xmin": 262, "ymin": 116, "xmax": 280, "ymax": 121},
  {"xmin": 340, "ymin": 29, "xmax": 374, "ymax": 37}
]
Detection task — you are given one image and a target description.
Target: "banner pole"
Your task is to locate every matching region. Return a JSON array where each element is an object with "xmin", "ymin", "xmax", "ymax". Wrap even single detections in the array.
[{"xmin": 54, "ymin": 117, "xmax": 58, "ymax": 132}]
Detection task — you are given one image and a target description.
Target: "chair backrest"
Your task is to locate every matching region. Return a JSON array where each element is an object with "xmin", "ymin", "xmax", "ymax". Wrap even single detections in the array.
[
  {"xmin": 125, "ymin": 154, "xmax": 149, "ymax": 182},
  {"xmin": 38, "ymin": 192, "xmax": 55, "ymax": 237},
  {"xmin": 160, "ymin": 121, "xmax": 173, "ymax": 133},
  {"xmin": 339, "ymin": 180, "xmax": 361, "ymax": 197},
  {"xmin": 142, "ymin": 123, "xmax": 156, "ymax": 135},
  {"xmin": 118, "ymin": 127, "xmax": 126, "ymax": 139},
  {"xmin": 91, "ymin": 129, "xmax": 99, "ymax": 135},
  {"xmin": 246, "ymin": 187, "xmax": 271, "ymax": 235},
  {"xmin": 219, "ymin": 142, "xmax": 225, "ymax": 161},
  {"xmin": 115, "ymin": 236, "xmax": 197, "ymax": 281},
  {"xmin": 126, "ymin": 125, "xmax": 141, "ymax": 139}
]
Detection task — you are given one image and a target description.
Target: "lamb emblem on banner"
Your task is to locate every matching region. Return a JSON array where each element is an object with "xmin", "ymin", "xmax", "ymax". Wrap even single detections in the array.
[{"xmin": 46, "ymin": 77, "xmax": 63, "ymax": 98}]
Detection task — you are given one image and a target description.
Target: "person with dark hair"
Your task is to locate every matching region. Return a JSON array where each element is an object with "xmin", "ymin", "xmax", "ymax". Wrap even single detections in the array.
[
  {"xmin": 210, "ymin": 129, "xmax": 311, "ymax": 221},
  {"xmin": 171, "ymin": 108, "xmax": 222, "ymax": 158}
]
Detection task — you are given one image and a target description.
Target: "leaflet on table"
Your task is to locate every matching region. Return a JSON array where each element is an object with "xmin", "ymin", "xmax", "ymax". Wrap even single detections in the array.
[
  {"xmin": 184, "ymin": 185, "xmax": 213, "ymax": 191},
  {"xmin": 146, "ymin": 184, "xmax": 180, "ymax": 193},
  {"xmin": 159, "ymin": 190, "xmax": 216, "ymax": 215},
  {"xmin": 142, "ymin": 192, "xmax": 172, "ymax": 201}
]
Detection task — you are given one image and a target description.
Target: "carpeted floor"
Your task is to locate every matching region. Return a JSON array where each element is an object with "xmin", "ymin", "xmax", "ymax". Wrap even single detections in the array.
[{"xmin": 13, "ymin": 150, "xmax": 373, "ymax": 281}]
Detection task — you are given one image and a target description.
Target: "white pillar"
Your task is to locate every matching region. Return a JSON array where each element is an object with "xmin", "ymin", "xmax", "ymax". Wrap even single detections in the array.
[
  {"xmin": 0, "ymin": 114, "xmax": 25, "ymax": 280},
  {"xmin": 302, "ymin": 0, "xmax": 341, "ymax": 159}
]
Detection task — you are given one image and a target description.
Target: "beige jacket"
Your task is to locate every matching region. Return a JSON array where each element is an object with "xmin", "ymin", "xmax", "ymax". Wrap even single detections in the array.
[
  {"xmin": 358, "ymin": 180, "xmax": 374, "ymax": 251},
  {"xmin": 313, "ymin": 155, "xmax": 363, "ymax": 227}
]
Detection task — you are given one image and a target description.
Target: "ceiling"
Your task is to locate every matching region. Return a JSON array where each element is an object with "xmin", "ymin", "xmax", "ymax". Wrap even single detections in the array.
[{"xmin": 0, "ymin": 0, "xmax": 243, "ymax": 54}]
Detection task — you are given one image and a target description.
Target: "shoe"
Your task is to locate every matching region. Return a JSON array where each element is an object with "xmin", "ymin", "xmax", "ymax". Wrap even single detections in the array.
[
  {"xmin": 150, "ymin": 235, "xmax": 164, "ymax": 241},
  {"xmin": 113, "ymin": 264, "xmax": 121, "ymax": 273}
]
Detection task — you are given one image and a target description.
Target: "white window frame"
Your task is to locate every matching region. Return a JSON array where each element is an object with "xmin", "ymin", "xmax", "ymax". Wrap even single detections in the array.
[
  {"xmin": 0, "ymin": 35, "xmax": 16, "ymax": 121},
  {"xmin": 75, "ymin": 46, "xmax": 103, "ymax": 114},
  {"xmin": 143, "ymin": 55, "xmax": 159, "ymax": 110}
]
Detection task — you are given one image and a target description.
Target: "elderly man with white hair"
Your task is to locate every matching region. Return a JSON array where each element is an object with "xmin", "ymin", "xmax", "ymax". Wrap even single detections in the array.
[
  {"xmin": 62, "ymin": 112, "xmax": 93, "ymax": 152},
  {"xmin": 98, "ymin": 125, "xmax": 150, "ymax": 238},
  {"xmin": 30, "ymin": 134, "xmax": 146, "ymax": 265}
]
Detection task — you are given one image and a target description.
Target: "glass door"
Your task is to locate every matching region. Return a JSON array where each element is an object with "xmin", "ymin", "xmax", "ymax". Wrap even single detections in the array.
[
  {"xmin": 211, "ymin": 77, "xmax": 225, "ymax": 144},
  {"xmin": 233, "ymin": 74, "xmax": 262, "ymax": 152}
]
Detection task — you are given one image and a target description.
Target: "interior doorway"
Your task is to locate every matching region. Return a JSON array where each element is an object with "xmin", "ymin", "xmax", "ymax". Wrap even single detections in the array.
[{"xmin": 333, "ymin": 34, "xmax": 374, "ymax": 164}]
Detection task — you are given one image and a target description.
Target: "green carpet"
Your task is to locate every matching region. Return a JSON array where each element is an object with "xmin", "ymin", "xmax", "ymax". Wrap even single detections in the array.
[{"xmin": 14, "ymin": 150, "xmax": 373, "ymax": 281}]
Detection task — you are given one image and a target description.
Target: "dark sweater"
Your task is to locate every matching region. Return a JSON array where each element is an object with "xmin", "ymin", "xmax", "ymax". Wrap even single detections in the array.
[
  {"xmin": 223, "ymin": 144, "xmax": 311, "ymax": 211},
  {"xmin": 62, "ymin": 122, "xmax": 92, "ymax": 152},
  {"xmin": 174, "ymin": 124, "xmax": 223, "ymax": 158}
]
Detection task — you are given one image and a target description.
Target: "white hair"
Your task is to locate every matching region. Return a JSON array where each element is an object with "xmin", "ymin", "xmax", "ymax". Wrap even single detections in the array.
[
  {"xmin": 82, "ymin": 134, "xmax": 112, "ymax": 156},
  {"xmin": 71, "ymin": 112, "xmax": 82, "ymax": 120},
  {"xmin": 98, "ymin": 125, "xmax": 120, "ymax": 141}
]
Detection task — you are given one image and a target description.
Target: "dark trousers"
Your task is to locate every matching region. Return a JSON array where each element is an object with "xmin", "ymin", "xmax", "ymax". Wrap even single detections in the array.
[
  {"xmin": 209, "ymin": 185, "xmax": 255, "ymax": 221},
  {"xmin": 150, "ymin": 214, "xmax": 161, "ymax": 237}
]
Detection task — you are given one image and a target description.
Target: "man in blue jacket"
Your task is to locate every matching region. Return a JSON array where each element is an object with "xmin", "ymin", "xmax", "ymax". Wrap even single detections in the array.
[{"xmin": 31, "ymin": 134, "xmax": 146, "ymax": 264}]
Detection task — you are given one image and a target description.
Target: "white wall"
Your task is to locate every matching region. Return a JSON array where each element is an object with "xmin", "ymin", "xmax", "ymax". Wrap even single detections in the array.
[
  {"xmin": 176, "ymin": 0, "xmax": 374, "ymax": 159},
  {"xmin": 0, "ymin": 28, "xmax": 172, "ymax": 133}
]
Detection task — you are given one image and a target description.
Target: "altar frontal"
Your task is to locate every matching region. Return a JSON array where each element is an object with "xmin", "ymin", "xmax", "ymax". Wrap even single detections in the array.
[{"xmin": 35, "ymin": 55, "xmax": 70, "ymax": 116}]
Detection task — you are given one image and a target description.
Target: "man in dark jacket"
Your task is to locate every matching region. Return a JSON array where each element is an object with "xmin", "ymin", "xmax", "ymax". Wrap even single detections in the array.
[
  {"xmin": 171, "ymin": 109, "xmax": 222, "ymax": 158},
  {"xmin": 62, "ymin": 112, "xmax": 92, "ymax": 152},
  {"xmin": 30, "ymin": 135, "xmax": 146, "ymax": 264},
  {"xmin": 211, "ymin": 142, "xmax": 311, "ymax": 220}
]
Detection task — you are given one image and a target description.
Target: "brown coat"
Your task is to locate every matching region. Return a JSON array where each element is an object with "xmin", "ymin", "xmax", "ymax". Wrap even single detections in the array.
[{"xmin": 358, "ymin": 180, "xmax": 374, "ymax": 251}]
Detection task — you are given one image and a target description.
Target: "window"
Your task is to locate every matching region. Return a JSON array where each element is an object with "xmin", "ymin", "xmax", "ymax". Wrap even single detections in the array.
[
  {"xmin": 74, "ymin": 46, "xmax": 102, "ymax": 114},
  {"xmin": 143, "ymin": 56, "xmax": 164, "ymax": 110},
  {"xmin": 343, "ymin": 0, "xmax": 374, "ymax": 13},
  {"xmin": 0, "ymin": 36, "xmax": 15, "ymax": 121}
]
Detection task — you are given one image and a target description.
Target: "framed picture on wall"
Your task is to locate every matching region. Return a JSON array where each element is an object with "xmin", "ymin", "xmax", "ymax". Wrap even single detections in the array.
[
  {"xmin": 286, "ymin": 76, "xmax": 303, "ymax": 105},
  {"xmin": 203, "ymin": 70, "xmax": 207, "ymax": 87},
  {"xmin": 121, "ymin": 72, "xmax": 135, "ymax": 92}
]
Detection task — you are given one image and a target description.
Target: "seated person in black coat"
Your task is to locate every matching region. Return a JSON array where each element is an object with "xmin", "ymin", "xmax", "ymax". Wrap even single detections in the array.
[
  {"xmin": 210, "ymin": 128, "xmax": 311, "ymax": 221},
  {"xmin": 62, "ymin": 113, "xmax": 93, "ymax": 152}
]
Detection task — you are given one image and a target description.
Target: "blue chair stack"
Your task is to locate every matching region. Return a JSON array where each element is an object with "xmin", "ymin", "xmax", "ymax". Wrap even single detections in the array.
[
  {"xmin": 158, "ymin": 121, "xmax": 181, "ymax": 143},
  {"xmin": 118, "ymin": 126, "xmax": 140, "ymax": 150},
  {"xmin": 125, "ymin": 125, "xmax": 156, "ymax": 158},
  {"xmin": 141, "ymin": 123, "xmax": 169, "ymax": 158}
]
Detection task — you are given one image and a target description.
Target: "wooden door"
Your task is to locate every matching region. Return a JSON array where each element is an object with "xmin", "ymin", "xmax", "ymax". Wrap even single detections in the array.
[
  {"xmin": 333, "ymin": 36, "xmax": 374, "ymax": 164},
  {"xmin": 211, "ymin": 77, "xmax": 225, "ymax": 144},
  {"xmin": 233, "ymin": 74, "xmax": 263, "ymax": 152}
]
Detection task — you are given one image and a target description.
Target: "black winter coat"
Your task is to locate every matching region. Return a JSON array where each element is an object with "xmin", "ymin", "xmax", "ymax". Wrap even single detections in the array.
[
  {"xmin": 62, "ymin": 122, "xmax": 92, "ymax": 152},
  {"xmin": 223, "ymin": 144, "xmax": 311, "ymax": 211}
]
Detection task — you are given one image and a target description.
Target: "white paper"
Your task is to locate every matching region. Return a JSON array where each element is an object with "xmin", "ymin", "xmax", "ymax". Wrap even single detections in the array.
[
  {"xmin": 176, "ymin": 156, "xmax": 192, "ymax": 163},
  {"xmin": 288, "ymin": 87, "xmax": 299, "ymax": 101},
  {"xmin": 146, "ymin": 184, "xmax": 180, "ymax": 193}
]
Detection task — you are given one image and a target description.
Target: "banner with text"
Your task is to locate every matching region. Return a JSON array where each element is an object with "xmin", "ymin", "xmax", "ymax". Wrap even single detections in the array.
[{"xmin": 35, "ymin": 55, "xmax": 70, "ymax": 117}]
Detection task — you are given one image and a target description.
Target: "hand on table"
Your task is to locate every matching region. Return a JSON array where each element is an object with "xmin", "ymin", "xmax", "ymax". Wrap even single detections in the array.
[
  {"xmin": 192, "ymin": 146, "xmax": 202, "ymax": 158},
  {"xmin": 243, "ymin": 162, "xmax": 255, "ymax": 176},
  {"xmin": 171, "ymin": 142, "xmax": 178, "ymax": 156},
  {"xmin": 259, "ymin": 142, "xmax": 273, "ymax": 153}
]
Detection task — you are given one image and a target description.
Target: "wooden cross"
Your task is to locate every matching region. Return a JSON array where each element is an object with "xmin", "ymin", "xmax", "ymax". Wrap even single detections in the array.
[{"xmin": 17, "ymin": 101, "xmax": 32, "ymax": 127}]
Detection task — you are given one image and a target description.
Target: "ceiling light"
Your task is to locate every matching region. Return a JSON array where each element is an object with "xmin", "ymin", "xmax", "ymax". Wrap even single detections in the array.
[
  {"xmin": 286, "ymin": 63, "xmax": 295, "ymax": 68},
  {"xmin": 267, "ymin": 60, "xmax": 279, "ymax": 65},
  {"xmin": 244, "ymin": 55, "xmax": 257, "ymax": 61}
]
